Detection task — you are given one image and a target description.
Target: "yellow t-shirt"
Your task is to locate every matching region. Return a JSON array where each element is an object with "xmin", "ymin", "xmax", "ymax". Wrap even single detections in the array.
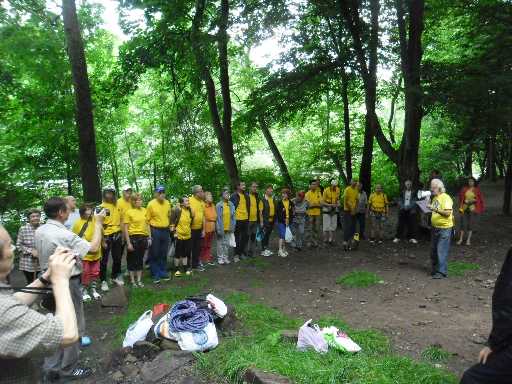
[
  {"xmin": 323, "ymin": 186, "xmax": 340, "ymax": 205},
  {"xmin": 249, "ymin": 194, "xmax": 258, "ymax": 222},
  {"xmin": 189, "ymin": 195, "xmax": 205, "ymax": 230},
  {"xmin": 176, "ymin": 208, "xmax": 192, "ymax": 240},
  {"xmin": 235, "ymin": 193, "xmax": 248, "ymax": 220},
  {"xmin": 117, "ymin": 197, "xmax": 133, "ymax": 222},
  {"xmin": 462, "ymin": 188, "xmax": 477, "ymax": 212},
  {"xmin": 101, "ymin": 202, "xmax": 121, "ymax": 235},
  {"xmin": 72, "ymin": 218, "xmax": 102, "ymax": 261},
  {"xmin": 258, "ymin": 197, "xmax": 275, "ymax": 221},
  {"xmin": 125, "ymin": 207, "xmax": 149, "ymax": 236},
  {"xmin": 223, "ymin": 202, "xmax": 231, "ymax": 232},
  {"xmin": 368, "ymin": 192, "xmax": 389, "ymax": 213},
  {"xmin": 283, "ymin": 199, "xmax": 290, "ymax": 222},
  {"xmin": 343, "ymin": 186, "xmax": 359, "ymax": 212},
  {"xmin": 146, "ymin": 198, "xmax": 171, "ymax": 228},
  {"xmin": 431, "ymin": 193, "xmax": 454, "ymax": 229},
  {"xmin": 305, "ymin": 189, "xmax": 322, "ymax": 216}
]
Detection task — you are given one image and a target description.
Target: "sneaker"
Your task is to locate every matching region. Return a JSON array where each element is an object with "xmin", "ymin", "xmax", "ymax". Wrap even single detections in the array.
[
  {"xmin": 160, "ymin": 274, "xmax": 171, "ymax": 282},
  {"xmin": 409, "ymin": 238, "xmax": 418, "ymax": 244},
  {"xmin": 197, "ymin": 265, "xmax": 206, "ymax": 272},
  {"xmin": 432, "ymin": 273, "xmax": 445, "ymax": 280},
  {"xmin": 369, "ymin": 239, "xmax": 375, "ymax": 244},
  {"xmin": 90, "ymin": 288, "xmax": 101, "ymax": 300},
  {"xmin": 224, "ymin": 258, "xmax": 231, "ymax": 264},
  {"xmin": 393, "ymin": 238, "xmax": 400, "ymax": 243},
  {"xmin": 101, "ymin": 281, "xmax": 109, "ymax": 292},
  {"xmin": 207, "ymin": 261, "xmax": 216, "ymax": 266},
  {"xmin": 378, "ymin": 240, "xmax": 383, "ymax": 244},
  {"xmin": 233, "ymin": 256, "xmax": 240, "ymax": 263},
  {"xmin": 61, "ymin": 367, "xmax": 92, "ymax": 380},
  {"xmin": 113, "ymin": 276, "xmax": 124, "ymax": 286},
  {"xmin": 153, "ymin": 278, "xmax": 161, "ymax": 284},
  {"xmin": 174, "ymin": 271, "xmax": 182, "ymax": 277},
  {"xmin": 240, "ymin": 254, "xmax": 248, "ymax": 260},
  {"xmin": 217, "ymin": 259, "xmax": 225, "ymax": 265},
  {"xmin": 186, "ymin": 270, "xmax": 192, "ymax": 276},
  {"xmin": 260, "ymin": 250, "xmax": 268, "ymax": 256},
  {"xmin": 278, "ymin": 250, "xmax": 287, "ymax": 258},
  {"xmin": 131, "ymin": 282, "xmax": 139, "ymax": 288},
  {"xmin": 82, "ymin": 290, "xmax": 92, "ymax": 302},
  {"xmin": 283, "ymin": 250, "xmax": 289, "ymax": 256},
  {"xmin": 138, "ymin": 281, "xmax": 145, "ymax": 288}
]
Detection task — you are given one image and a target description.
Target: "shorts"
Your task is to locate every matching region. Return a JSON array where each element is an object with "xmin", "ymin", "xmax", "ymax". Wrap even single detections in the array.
[
  {"xmin": 323, "ymin": 213, "xmax": 338, "ymax": 231},
  {"xmin": 82, "ymin": 259, "xmax": 100, "ymax": 286},
  {"xmin": 277, "ymin": 223, "xmax": 287, "ymax": 240}
]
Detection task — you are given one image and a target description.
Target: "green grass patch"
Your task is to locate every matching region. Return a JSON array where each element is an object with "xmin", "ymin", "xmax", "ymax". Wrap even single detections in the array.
[
  {"xmin": 448, "ymin": 261, "xmax": 480, "ymax": 276},
  {"xmin": 240, "ymin": 257, "xmax": 270, "ymax": 269},
  {"xmin": 336, "ymin": 270, "xmax": 382, "ymax": 288},
  {"xmin": 421, "ymin": 344, "xmax": 454, "ymax": 363}
]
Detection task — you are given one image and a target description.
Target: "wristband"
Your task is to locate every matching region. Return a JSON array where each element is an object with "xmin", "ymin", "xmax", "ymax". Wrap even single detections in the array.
[{"xmin": 38, "ymin": 275, "xmax": 51, "ymax": 286}]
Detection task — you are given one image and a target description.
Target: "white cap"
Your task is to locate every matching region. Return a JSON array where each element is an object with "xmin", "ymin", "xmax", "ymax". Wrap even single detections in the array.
[
  {"xmin": 331, "ymin": 179, "xmax": 338, "ymax": 186},
  {"xmin": 122, "ymin": 185, "xmax": 133, "ymax": 191}
]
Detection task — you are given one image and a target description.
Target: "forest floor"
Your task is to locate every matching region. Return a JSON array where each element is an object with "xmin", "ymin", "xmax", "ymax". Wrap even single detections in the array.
[{"xmin": 15, "ymin": 182, "xmax": 512, "ymax": 383}]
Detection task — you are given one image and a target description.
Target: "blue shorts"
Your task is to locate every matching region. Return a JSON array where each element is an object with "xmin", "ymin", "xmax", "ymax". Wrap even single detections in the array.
[{"xmin": 277, "ymin": 223, "xmax": 286, "ymax": 240}]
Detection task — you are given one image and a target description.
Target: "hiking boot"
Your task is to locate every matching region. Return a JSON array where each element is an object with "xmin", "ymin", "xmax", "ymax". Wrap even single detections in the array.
[
  {"xmin": 101, "ymin": 281, "xmax": 109, "ymax": 292},
  {"xmin": 90, "ymin": 288, "xmax": 101, "ymax": 300},
  {"xmin": 82, "ymin": 290, "xmax": 92, "ymax": 302}
]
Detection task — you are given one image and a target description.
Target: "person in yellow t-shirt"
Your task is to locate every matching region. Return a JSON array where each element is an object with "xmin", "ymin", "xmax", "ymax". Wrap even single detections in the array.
[
  {"xmin": 259, "ymin": 185, "xmax": 276, "ymax": 257},
  {"xmin": 342, "ymin": 179, "xmax": 359, "ymax": 251},
  {"xmin": 99, "ymin": 188, "xmax": 124, "ymax": 291},
  {"xmin": 123, "ymin": 193, "xmax": 150, "ymax": 288},
  {"xmin": 170, "ymin": 197, "xmax": 193, "ymax": 276},
  {"xmin": 200, "ymin": 191, "xmax": 217, "ymax": 265},
  {"xmin": 72, "ymin": 204, "xmax": 103, "ymax": 302},
  {"xmin": 368, "ymin": 184, "xmax": 389, "ymax": 244},
  {"xmin": 276, "ymin": 188, "xmax": 294, "ymax": 258},
  {"xmin": 322, "ymin": 179, "xmax": 341, "ymax": 245},
  {"xmin": 246, "ymin": 182, "xmax": 261, "ymax": 257},
  {"xmin": 216, "ymin": 189, "xmax": 236, "ymax": 265},
  {"xmin": 230, "ymin": 181, "xmax": 250, "ymax": 262},
  {"xmin": 428, "ymin": 178, "xmax": 454, "ymax": 279},
  {"xmin": 304, "ymin": 180, "xmax": 322, "ymax": 247},
  {"xmin": 189, "ymin": 185, "xmax": 206, "ymax": 271},
  {"xmin": 117, "ymin": 185, "xmax": 133, "ymax": 223},
  {"xmin": 145, "ymin": 185, "xmax": 172, "ymax": 283}
]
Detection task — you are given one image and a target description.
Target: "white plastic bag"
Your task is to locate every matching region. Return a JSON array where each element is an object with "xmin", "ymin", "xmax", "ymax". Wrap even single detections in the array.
[
  {"xmin": 175, "ymin": 322, "xmax": 218, "ymax": 352},
  {"xmin": 206, "ymin": 294, "xmax": 228, "ymax": 318},
  {"xmin": 123, "ymin": 310, "xmax": 154, "ymax": 347},
  {"xmin": 285, "ymin": 226, "xmax": 293, "ymax": 243},
  {"xmin": 228, "ymin": 232, "xmax": 236, "ymax": 247},
  {"xmin": 297, "ymin": 319, "xmax": 328, "ymax": 353},
  {"xmin": 167, "ymin": 241, "xmax": 176, "ymax": 259},
  {"xmin": 321, "ymin": 326, "xmax": 361, "ymax": 353}
]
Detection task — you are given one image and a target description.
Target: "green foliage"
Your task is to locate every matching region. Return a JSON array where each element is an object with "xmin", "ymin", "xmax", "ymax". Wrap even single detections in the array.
[
  {"xmin": 448, "ymin": 261, "xmax": 480, "ymax": 277},
  {"xmin": 421, "ymin": 344, "xmax": 454, "ymax": 363},
  {"xmin": 336, "ymin": 271, "xmax": 382, "ymax": 288}
]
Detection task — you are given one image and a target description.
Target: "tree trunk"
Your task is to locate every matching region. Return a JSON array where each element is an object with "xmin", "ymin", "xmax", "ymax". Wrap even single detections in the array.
[
  {"xmin": 486, "ymin": 135, "xmax": 497, "ymax": 182},
  {"xmin": 259, "ymin": 117, "xmax": 294, "ymax": 190},
  {"xmin": 503, "ymin": 124, "xmax": 512, "ymax": 215},
  {"xmin": 387, "ymin": 75, "xmax": 402, "ymax": 145},
  {"xmin": 66, "ymin": 160, "xmax": 73, "ymax": 195},
  {"xmin": 191, "ymin": 0, "xmax": 239, "ymax": 188},
  {"xmin": 123, "ymin": 126, "xmax": 139, "ymax": 191},
  {"xmin": 463, "ymin": 145, "xmax": 473, "ymax": 176},
  {"xmin": 62, "ymin": 0, "xmax": 101, "ymax": 202},
  {"xmin": 341, "ymin": 71, "xmax": 352, "ymax": 182}
]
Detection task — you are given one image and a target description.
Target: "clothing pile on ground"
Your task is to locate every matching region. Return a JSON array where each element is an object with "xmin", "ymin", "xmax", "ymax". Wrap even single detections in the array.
[
  {"xmin": 123, "ymin": 294, "xmax": 227, "ymax": 352},
  {"xmin": 297, "ymin": 319, "xmax": 361, "ymax": 354}
]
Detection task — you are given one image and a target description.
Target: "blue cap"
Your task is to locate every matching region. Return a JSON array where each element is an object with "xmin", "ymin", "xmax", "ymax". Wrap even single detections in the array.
[{"xmin": 155, "ymin": 185, "xmax": 165, "ymax": 193}]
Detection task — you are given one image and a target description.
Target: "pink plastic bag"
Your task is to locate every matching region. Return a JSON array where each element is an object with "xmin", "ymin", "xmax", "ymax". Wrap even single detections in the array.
[{"xmin": 297, "ymin": 319, "xmax": 328, "ymax": 353}]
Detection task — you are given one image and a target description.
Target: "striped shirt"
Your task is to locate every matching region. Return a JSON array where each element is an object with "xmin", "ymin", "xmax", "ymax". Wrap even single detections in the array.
[{"xmin": 16, "ymin": 224, "xmax": 40, "ymax": 273}]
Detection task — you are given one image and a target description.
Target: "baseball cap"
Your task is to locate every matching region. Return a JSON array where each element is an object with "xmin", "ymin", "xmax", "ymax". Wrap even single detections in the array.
[
  {"xmin": 155, "ymin": 185, "xmax": 165, "ymax": 193},
  {"xmin": 122, "ymin": 185, "xmax": 133, "ymax": 192}
]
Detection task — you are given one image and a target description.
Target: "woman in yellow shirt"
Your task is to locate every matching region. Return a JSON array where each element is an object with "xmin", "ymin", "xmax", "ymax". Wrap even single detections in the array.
[
  {"xmin": 72, "ymin": 205, "xmax": 102, "ymax": 301},
  {"xmin": 123, "ymin": 193, "xmax": 150, "ymax": 288},
  {"xmin": 276, "ymin": 188, "xmax": 294, "ymax": 258},
  {"xmin": 368, "ymin": 184, "xmax": 389, "ymax": 244},
  {"xmin": 170, "ymin": 197, "xmax": 194, "ymax": 276}
]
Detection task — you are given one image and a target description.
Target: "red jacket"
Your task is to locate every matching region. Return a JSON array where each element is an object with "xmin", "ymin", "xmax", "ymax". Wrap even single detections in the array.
[{"xmin": 458, "ymin": 186, "xmax": 485, "ymax": 214}]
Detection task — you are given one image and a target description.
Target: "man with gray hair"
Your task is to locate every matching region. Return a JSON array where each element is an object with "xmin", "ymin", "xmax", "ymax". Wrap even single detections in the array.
[
  {"xmin": 428, "ymin": 178, "xmax": 454, "ymax": 279},
  {"xmin": 64, "ymin": 196, "xmax": 80, "ymax": 230},
  {"xmin": 189, "ymin": 185, "xmax": 206, "ymax": 271}
]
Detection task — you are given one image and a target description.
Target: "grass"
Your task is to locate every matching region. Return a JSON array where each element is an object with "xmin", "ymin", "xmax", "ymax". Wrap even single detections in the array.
[
  {"xmin": 336, "ymin": 270, "xmax": 382, "ymax": 288},
  {"xmin": 448, "ymin": 261, "xmax": 480, "ymax": 277},
  {"xmin": 113, "ymin": 282, "xmax": 457, "ymax": 384},
  {"xmin": 240, "ymin": 257, "xmax": 270, "ymax": 270},
  {"xmin": 421, "ymin": 344, "xmax": 454, "ymax": 363}
]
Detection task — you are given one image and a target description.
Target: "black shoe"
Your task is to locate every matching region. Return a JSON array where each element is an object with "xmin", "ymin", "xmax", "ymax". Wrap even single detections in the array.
[
  {"xmin": 432, "ymin": 273, "xmax": 444, "ymax": 279},
  {"xmin": 61, "ymin": 367, "xmax": 92, "ymax": 381}
]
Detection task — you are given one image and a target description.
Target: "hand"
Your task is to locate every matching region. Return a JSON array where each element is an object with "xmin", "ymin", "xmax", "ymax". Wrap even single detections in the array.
[
  {"xmin": 48, "ymin": 248, "xmax": 76, "ymax": 282},
  {"xmin": 478, "ymin": 347, "xmax": 492, "ymax": 364},
  {"xmin": 127, "ymin": 243, "xmax": 134, "ymax": 252},
  {"xmin": 102, "ymin": 240, "xmax": 108, "ymax": 249},
  {"xmin": 31, "ymin": 249, "xmax": 38, "ymax": 258},
  {"xmin": 148, "ymin": 238, "xmax": 152, "ymax": 247},
  {"xmin": 201, "ymin": 231, "xmax": 205, "ymax": 238},
  {"xmin": 94, "ymin": 209, "xmax": 107, "ymax": 224}
]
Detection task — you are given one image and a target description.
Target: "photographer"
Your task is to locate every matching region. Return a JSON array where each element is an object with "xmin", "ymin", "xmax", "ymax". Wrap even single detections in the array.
[
  {"xmin": 0, "ymin": 225, "xmax": 79, "ymax": 383},
  {"xmin": 35, "ymin": 197, "xmax": 105, "ymax": 381}
]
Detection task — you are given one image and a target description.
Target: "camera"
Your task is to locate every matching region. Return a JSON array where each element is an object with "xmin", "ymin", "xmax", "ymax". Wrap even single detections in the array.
[
  {"xmin": 95, "ymin": 206, "xmax": 110, "ymax": 216},
  {"xmin": 417, "ymin": 190, "xmax": 432, "ymax": 199}
]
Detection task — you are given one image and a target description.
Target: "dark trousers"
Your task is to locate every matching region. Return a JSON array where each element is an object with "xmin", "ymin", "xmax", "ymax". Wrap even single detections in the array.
[
  {"xmin": 150, "ymin": 227, "xmax": 170, "ymax": 278},
  {"xmin": 191, "ymin": 229, "xmax": 202, "ymax": 268},
  {"xmin": 100, "ymin": 232, "xmax": 123, "ymax": 282},
  {"xmin": 127, "ymin": 235, "xmax": 148, "ymax": 271},
  {"xmin": 460, "ymin": 346, "xmax": 512, "ymax": 384},
  {"xmin": 262, "ymin": 221, "xmax": 274, "ymax": 250},
  {"xmin": 234, "ymin": 219, "xmax": 249, "ymax": 256},
  {"xmin": 355, "ymin": 213, "xmax": 366, "ymax": 239},
  {"xmin": 23, "ymin": 271, "xmax": 39, "ymax": 284},
  {"xmin": 343, "ymin": 212, "xmax": 356, "ymax": 242},
  {"xmin": 175, "ymin": 238, "xmax": 192, "ymax": 264},
  {"xmin": 396, "ymin": 209, "xmax": 417, "ymax": 239}
]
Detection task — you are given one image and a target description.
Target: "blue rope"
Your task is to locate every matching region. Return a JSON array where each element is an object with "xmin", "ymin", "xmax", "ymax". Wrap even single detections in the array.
[{"xmin": 168, "ymin": 300, "xmax": 213, "ymax": 333}]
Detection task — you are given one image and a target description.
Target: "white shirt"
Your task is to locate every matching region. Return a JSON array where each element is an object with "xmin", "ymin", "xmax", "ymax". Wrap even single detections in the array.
[
  {"xmin": 404, "ymin": 191, "xmax": 412, "ymax": 207},
  {"xmin": 64, "ymin": 209, "xmax": 80, "ymax": 230}
]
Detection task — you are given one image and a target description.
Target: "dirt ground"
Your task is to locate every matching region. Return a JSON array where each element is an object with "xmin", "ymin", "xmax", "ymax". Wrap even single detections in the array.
[{"xmin": 12, "ymin": 182, "xmax": 511, "ymax": 382}]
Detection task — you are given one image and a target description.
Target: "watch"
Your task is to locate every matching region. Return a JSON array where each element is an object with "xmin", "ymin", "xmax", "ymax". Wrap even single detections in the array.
[{"xmin": 38, "ymin": 275, "xmax": 51, "ymax": 286}]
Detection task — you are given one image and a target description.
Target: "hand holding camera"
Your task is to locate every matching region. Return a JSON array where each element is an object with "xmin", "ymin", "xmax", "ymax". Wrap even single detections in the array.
[
  {"xmin": 94, "ymin": 207, "xmax": 108, "ymax": 224},
  {"xmin": 48, "ymin": 247, "xmax": 77, "ymax": 283}
]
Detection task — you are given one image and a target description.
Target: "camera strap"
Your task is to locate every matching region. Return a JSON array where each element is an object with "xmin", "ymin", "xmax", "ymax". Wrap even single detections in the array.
[
  {"xmin": 0, "ymin": 286, "xmax": 53, "ymax": 294},
  {"xmin": 78, "ymin": 217, "xmax": 92, "ymax": 238}
]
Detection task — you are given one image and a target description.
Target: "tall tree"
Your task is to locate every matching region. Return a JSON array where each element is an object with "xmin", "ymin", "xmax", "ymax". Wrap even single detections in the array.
[{"xmin": 62, "ymin": 0, "xmax": 101, "ymax": 201}]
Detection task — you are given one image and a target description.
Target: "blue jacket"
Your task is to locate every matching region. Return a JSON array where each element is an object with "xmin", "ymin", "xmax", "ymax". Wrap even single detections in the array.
[{"xmin": 216, "ymin": 200, "xmax": 236, "ymax": 236}]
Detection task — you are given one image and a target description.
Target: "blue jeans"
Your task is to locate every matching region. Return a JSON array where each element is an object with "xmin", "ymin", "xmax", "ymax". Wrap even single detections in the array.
[
  {"xmin": 431, "ymin": 227, "xmax": 452, "ymax": 276},
  {"xmin": 150, "ymin": 227, "xmax": 170, "ymax": 278}
]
